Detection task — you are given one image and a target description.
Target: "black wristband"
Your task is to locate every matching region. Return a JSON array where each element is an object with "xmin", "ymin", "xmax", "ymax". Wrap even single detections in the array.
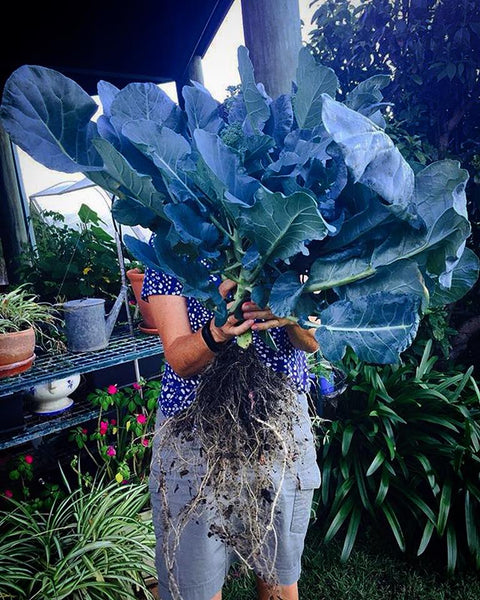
[{"xmin": 201, "ymin": 321, "xmax": 229, "ymax": 353}]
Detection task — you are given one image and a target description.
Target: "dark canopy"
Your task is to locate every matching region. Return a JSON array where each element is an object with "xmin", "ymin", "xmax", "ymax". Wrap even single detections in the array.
[{"xmin": 0, "ymin": 0, "xmax": 235, "ymax": 95}]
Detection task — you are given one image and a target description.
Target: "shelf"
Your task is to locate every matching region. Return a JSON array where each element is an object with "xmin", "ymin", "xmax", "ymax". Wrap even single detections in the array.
[
  {"xmin": 0, "ymin": 327, "xmax": 163, "ymax": 398},
  {"xmin": 0, "ymin": 326, "xmax": 164, "ymax": 451},
  {"xmin": 0, "ymin": 397, "xmax": 100, "ymax": 451}
]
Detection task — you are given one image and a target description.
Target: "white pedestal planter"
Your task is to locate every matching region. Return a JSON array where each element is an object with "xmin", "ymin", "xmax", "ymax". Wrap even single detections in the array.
[{"xmin": 29, "ymin": 374, "xmax": 81, "ymax": 415}]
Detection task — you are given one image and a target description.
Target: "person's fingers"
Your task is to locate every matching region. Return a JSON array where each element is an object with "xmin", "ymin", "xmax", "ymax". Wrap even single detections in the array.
[
  {"xmin": 219, "ymin": 279, "xmax": 237, "ymax": 299},
  {"xmin": 210, "ymin": 316, "xmax": 254, "ymax": 343},
  {"xmin": 242, "ymin": 307, "xmax": 274, "ymax": 321},
  {"xmin": 230, "ymin": 319, "xmax": 255, "ymax": 336},
  {"xmin": 250, "ymin": 318, "xmax": 283, "ymax": 331}
]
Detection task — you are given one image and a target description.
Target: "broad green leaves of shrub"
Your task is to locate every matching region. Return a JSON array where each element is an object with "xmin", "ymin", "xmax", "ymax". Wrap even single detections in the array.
[{"xmin": 315, "ymin": 340, "xmax": 480, "ymax": 572}]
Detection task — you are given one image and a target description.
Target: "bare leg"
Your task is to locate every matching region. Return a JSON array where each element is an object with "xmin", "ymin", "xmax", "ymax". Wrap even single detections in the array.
[
  {"xmin": 256, "ymin": 577, "xmax": 299, "ymax": 600},
  {"xmin": 209, "ymin": 591, "xmax": 222, "ymax": 600}
]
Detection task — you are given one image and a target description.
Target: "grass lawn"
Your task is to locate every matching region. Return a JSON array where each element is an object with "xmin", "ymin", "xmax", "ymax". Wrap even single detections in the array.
[{"xmin": 223, "ymin": 525, "xmax": 480, "ymax": 600}]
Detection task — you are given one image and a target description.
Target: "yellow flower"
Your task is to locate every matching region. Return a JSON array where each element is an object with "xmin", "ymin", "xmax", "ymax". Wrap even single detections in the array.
[
  {"xmin": 115, "ymin": 472, "xmax": 123, "ymax": 483},
  {"xmin": 112, "ymin": 427, "xmax": 118, "ymax": 435},
  {"xmin": 126, "ymin": 420, "xmax": 131, "ymax": 431},
  {"xmin": 83, "ymin": 266, "xmax": 92, "ymax": 275}
]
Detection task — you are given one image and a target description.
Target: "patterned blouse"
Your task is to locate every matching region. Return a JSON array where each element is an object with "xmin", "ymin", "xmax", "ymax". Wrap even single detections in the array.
[{"xmin": 141, "ymin": 267, "xmax": 313, "ymax": 416}]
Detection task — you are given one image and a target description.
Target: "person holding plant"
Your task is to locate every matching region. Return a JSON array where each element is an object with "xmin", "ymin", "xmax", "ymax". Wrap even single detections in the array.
[{"xmin": 143, "ymin": 265, "xmax": 321, "ymax": 600}]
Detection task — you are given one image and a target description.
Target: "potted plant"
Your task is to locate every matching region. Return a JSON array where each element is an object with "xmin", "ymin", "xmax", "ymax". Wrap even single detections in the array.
[
  {"xmin": 0, "ymin": 285, "xmax": 62, "ymax": 378},
  {"xmin": 126, "ymin": 264, "xmax": 158, "ymax": 333}
]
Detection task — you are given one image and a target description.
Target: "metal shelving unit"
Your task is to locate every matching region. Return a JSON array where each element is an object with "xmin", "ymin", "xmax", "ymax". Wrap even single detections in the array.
[
  {"xmin": 0, "ymin": 328, "xmax": 163, "ymax": 397},
  {"xmin": 0, "ymin": 328, "xmax": 163, "ymax": 451}
]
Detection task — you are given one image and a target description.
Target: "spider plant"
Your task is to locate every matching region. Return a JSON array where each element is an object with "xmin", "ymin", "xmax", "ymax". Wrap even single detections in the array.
[{"xmin": 0, "ymin": 463, "xmax": 156, "ymax": 599}]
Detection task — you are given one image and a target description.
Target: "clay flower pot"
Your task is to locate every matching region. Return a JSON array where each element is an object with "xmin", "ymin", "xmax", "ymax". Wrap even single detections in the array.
[
  {"xmin": 126, "ymin": 268, "xmax": 158, "ymax": 334},
  {"xmin": 0, "ymin": 327, "xmax": 36, "ymax": 379}
]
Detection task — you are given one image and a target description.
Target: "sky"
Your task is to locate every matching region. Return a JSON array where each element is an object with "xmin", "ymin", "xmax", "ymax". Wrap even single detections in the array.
[{"xmin": 15, "ymin": 0, "xmax": 319, "ymax": 234}]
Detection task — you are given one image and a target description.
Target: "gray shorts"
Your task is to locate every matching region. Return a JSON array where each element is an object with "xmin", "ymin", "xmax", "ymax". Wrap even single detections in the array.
[{"xmin": 149, "ymin": 393, "xmax": 321, "ymax": 600}]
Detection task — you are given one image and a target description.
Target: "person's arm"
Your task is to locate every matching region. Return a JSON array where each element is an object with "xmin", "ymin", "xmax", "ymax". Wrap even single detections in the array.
[
  {"xmin": 242, "ymin": 301, "xmax": 319, "ymax": 354},
  {"xmin": 148, "ymin": 282, "xmax": 254, "ymax": 378}
]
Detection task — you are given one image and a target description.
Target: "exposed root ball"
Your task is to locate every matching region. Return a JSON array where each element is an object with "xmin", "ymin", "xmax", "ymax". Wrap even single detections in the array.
[{"xmin": 152, "ymin": 343, "xmax": 302, "ymax": 598}]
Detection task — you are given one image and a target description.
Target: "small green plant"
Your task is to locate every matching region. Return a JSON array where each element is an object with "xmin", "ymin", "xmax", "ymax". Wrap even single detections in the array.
[
  {"xmin": 1, "ymin": 452, "xmax": 66, "ymax": 512},
  {"xmin": 0, "ymin": 464, "xmax": 156, "ymax": 599},
  {"xmin": 0, "ymin": 284, "xmax": 64, "ymax": 352},
  {"xmin": 69, "ymin": 378, "xmax": 160, "ymax": 484},
  {"xmin": 0, "ymin": 285, "xmax": 58, "ymax": 334},
  {"xmin": 17, "ymin": 204, "xmax": 129, "ymax": 303},
  {"xmin": 314, "ymin": 341, "xmax": 480, "ymax": 573}
]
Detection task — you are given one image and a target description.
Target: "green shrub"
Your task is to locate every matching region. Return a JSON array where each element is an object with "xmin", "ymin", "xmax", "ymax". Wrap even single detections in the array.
[
  {"xmin": 314, "ymin": 340, "xmax": 480, "ymax": 573},
  {"xmin": 17, "ymin": 205, "xmax": 124, "ymax": 303}
]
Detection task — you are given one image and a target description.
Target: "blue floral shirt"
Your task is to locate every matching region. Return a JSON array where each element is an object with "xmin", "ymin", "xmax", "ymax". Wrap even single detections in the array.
[{"xmin": 141, "ymin": 267, "xmax": 313, "ymax": 416}]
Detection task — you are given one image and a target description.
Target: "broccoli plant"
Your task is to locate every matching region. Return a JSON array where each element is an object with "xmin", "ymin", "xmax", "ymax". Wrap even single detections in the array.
[{"xmin": 1, "ymin": 45, "xmax": 477, "ymax": 364}]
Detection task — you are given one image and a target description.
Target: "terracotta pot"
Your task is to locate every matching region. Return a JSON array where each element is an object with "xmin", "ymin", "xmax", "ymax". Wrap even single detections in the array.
[
  {"xmin": 126, "ymin": 268, "xmax": 158, "ymax": 334},
  {"xmin": 0, "ymin": 326, "xmax": 36, "ymax": 378}
]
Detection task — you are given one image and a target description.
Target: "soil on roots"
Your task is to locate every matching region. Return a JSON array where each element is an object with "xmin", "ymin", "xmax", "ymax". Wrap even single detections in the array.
[{"xmin": 152, "ymin": 343, "xmax": 302, "ymax": 597}]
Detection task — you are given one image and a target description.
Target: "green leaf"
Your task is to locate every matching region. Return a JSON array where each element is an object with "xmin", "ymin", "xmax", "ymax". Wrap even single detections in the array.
[
  {"xmin": 294, "ymin": 46, "xmax": 339, "ymax": 129},
  {"xmin": 237, "ymin": 46, "xmax": 270, "ymax": 133},
  {"xmin": 429, "ymin": 247, "xmax": 479, "ymax": 306},
  {"xmin": 324, "ymin": 496, "xmax": 354, "ymax": 542},
  {"xmin": 92, "ymin": 138, "xmax": 167, "ymax": 219},
  {"xmin": 446, "ymin": 523, "xmax": 458, "ymax": 573},
  {"xmin": 339, "ymin": 261, "xmax": 429, "ymax": 312},
  {"xmin": 269, "ymin": 271, "xmax": 305, "ymax": 318},
  {"xmin": 237, "ymin": 187, "xmax": 332, "ymax": 264},
  {"xmin": 110, "ymin": 80, "xmax": 181, "ymax": 131},
  {"xmin": 366, "ymin": 449, "xmax": 385, "ymax": 477},
  {"xmin": 381, "ymin": 500, "xmax": 406, "ymax": 551},
  {"xmin": 0, "ymin": 65, "xmax": 103, "ymax": 173},
  {"xmin": 316, "ymin": 292, "xmax": 420, "ymax": 364},
  {"xmin": 341, "ymin": 424, "xmax": 355, "ymax": 457},
  {"xmin": 374, "ymin": 467, "xmax": 390, "ymax": 506},
  {"xmin": 320, "ymin": 453, "xmax": 333, "ymax": 505},
  {"xmin": 437, "ymin": 480, "xmax": 452, "ymax": 536},
  {"xmin": 122, "ymin": 120, "xmax": 193, "ymax": 201},
  {"xmin": 414, "ymin": 453, "xmax": 437, "ymax": 492},
  {"xmin": 321, "ymin": 94, "xmax": 415, "ymax": 214},
  {"xmin": 340, "ymin": 507, "xmax": 362, "ymax": 562},
  {"xmin": 353, "ymin": 454, "xmax": 372, "ymax": 511},
  {"xmin": 417, "ymin": 520, "xmax": 435, "ymax": 556},
  {"xmin": 465, "ymin": 490, "xmax": 480, "ymax": 556},
  {"xmin": 183, "ymin": 81, "xmax": 223, "ymax": 135},
  {"xmin": 305, "ymin": 255, "xmax": 375, "ymax": 293},
  {"xmin": 194, "ymin": 128, "xmax": 260, "ymax": 207}
]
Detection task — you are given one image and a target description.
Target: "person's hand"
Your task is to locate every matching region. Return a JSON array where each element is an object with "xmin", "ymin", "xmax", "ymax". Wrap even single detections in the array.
[
  {"xmin": 241, "ymin": 301, "xmax": 295, "ymax": 331},
  {"xmin": 209, "ymin": 280, "xmax": 254, "ymax": 343}
]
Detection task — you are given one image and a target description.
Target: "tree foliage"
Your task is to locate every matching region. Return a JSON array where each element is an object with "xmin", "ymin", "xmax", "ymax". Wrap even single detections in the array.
[{"xmin": 308, "ymin": 0, "xmax": 480, "ymax": 161}]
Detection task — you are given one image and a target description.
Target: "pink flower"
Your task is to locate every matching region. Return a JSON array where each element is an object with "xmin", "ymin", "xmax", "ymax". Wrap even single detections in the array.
[
  {"xmin": 110, "ymin": 419, "xmax": 117, "ymax": 426},
  {"xmin": 141, "ymin": 438, "xmax": 149, "ymax": 447},
  {"xmin": 132, "ymin": 382, "xmax": 142, "ymax": 390},
  {"xmin": 4, "ymin": 490, "xmax": 13, "ymax": 498},
  {"xmin": 128, "ymin": 300, "xmax": 136, "ymax": 306},
  {"xmin": 106, "ymin": 446, "xmax": 116, "ymax": 457},
  {"xmin": 136, "ymin": 414, "xmax": 147, "ymax": 425},
  {"xmin": 99, "ymin": 421, "xmax": 109, "ymax": 435},
  {"xmin": 107, "ymin": 384, "xmax": 118, "ymax": 395},
  {"xmin": 24, "ymin": 455, "xmax": 33, "ymax": 465},
  {"xmin": 82, "ymin": 428, "xmax": 88, "ymax": 435}
]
